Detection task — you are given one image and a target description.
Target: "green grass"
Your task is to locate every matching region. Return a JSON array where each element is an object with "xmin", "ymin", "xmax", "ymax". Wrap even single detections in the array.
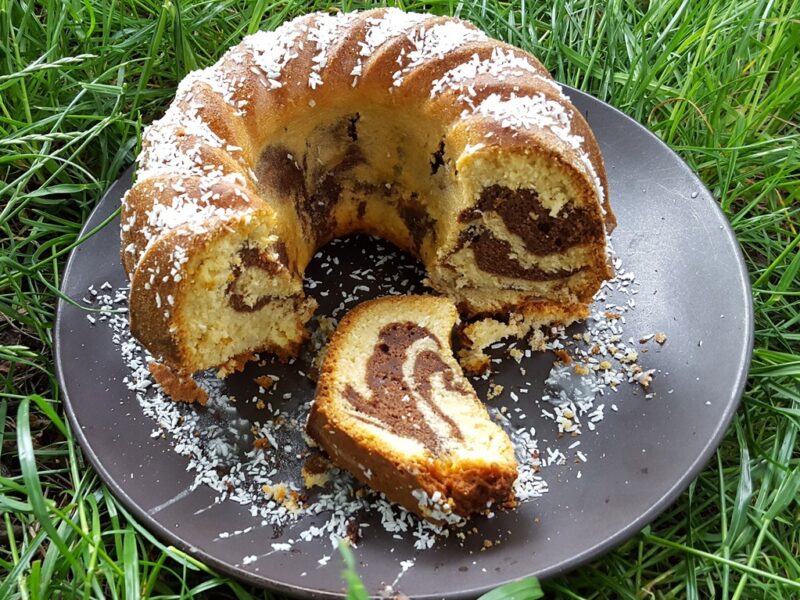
[{"xmin": 1, "ymin": 0, "xmax": 798, "ymax": 598}]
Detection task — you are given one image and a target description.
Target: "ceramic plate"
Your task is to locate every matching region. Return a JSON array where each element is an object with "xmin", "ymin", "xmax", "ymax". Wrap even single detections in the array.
[{"xmin": 55, "ymin": 88, "xmax": 752, "ymax": 598}]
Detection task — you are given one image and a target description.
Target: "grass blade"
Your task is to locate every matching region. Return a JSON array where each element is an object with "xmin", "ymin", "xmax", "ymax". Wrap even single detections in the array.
[
  {"xmin": 123, "ymin": 528, "xmax": 140, "ymax": 600},
  {"xmin": 478, "ymin": 577, "xmax": 544, "ymax": 600}
]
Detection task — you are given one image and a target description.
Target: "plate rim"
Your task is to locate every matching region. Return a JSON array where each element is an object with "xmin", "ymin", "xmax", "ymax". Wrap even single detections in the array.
[{"xmin": 54, "ymin": 86, "xmax": 754, "ymax": 599}]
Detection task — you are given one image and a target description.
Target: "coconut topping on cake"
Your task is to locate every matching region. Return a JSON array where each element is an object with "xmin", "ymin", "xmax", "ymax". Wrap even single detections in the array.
[
  {"xmin": 122, "ymin": 7, "xmax": 613, "ymax": 384},
  {"xmin": 391, "ymin": 20, "xmax": 488, "ymax": 87}
]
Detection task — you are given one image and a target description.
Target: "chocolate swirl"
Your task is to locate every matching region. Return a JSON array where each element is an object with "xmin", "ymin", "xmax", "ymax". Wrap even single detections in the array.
[
  {"xmin": 460, "ymin": 185, "xmax": 603, "ymax": 256},
  {"xmin": 227, "ymin": 244, "xmax": 288, "ymax": 312},
  {"xmin": 343, "ymin": 321, "xmax": 467, "ymax": 453}
]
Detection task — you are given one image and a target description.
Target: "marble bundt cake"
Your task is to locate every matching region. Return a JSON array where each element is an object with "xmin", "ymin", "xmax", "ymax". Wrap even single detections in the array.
[
  {"xmin": 307, "ymin": 295, "xmax": 518, "ymax": 522},
  {"xmin": 121, "ymin": 8, "xmax": 615, "ymax": 376}
]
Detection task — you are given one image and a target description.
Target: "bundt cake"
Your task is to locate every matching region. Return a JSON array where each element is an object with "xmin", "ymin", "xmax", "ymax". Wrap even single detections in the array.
[
  {"xmin": 307, "ymin": 295, "xmax": 518, "ymax": 522},
  {"xmin": 121, "ymin": 8, "xmax": 615, "ymax": 376}
]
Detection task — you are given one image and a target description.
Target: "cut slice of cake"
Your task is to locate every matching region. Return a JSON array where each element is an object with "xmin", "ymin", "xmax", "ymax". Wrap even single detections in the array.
[{"xmin": 306, "ymin": 295, "xmax": 517, "ymax": 523}]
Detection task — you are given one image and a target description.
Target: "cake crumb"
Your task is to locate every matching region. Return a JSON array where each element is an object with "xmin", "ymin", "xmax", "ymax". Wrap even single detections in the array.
[
  {"xmin": 458, "ymin": 314, "xmax": 526, "ymax": 373},
  {"xmin": 635, "ymin": 369, "xmax": 656, "ymax": 388},
  {"xmin": 654, "ymin": 332, "xmax": 667, "ymax": 345},
  {"xmin": 262, "ymin": 482, "xmax": 301, "ymax": 511},
  {"xmin": 308, "ymin": 316, "xmax": 338, "ymax": 380},
  {"xmin": 148, "ymin": 362, "xmax": 208, "ymax": 405},
  {"xmin": 346, "ymin": 519, "xmax": 361, "ymax": 545},
  {"xmin": 458, "ymin": 351, "xmax": 490, "ymax": 374},
  {"xmin": 529, "ymin": 329, "xmax": 546, "ymax": 351},
  {"xmin": 253, "ymin": 437, "xmax": 270, "ymax": 450},
  {"xmin": 486, "ymin": 383, "xmax": 504, "ymax": 400},
  {"xmin": 573, "ymin": 363, "xmax": 590, "ymax": 376},
  {"xmin": 302, "ymin": 453, "xmax": 332, "ymax": 489},
  {"xmin": 554, "ymin": 349, "xmax": 572, "ymax": 364},
  {"xmin": 217, "ymin": 351, "xmax": 256, "ymax": 378},
  {"xmin": 253, "ymin": 375, "xmax": 275, "ymax": 390},
  {"xmin": 262, "ymin": 482, "xmax": 287, "ymax": 502}
]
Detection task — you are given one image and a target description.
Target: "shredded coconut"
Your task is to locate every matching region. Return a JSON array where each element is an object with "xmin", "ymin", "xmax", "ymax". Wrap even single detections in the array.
[
  {"xmin": 470, "ymin": 92, "xmax": 605, "ymax": 201},
  {"xmin": 392, "ymin": 21, "xmax": 487, "ymax": 87}
]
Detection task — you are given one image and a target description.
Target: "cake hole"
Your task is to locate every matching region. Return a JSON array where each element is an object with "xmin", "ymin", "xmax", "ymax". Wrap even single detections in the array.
[
  {"xmin": 347, "ymin": 113, "xmax": 360, "ymax": 142},
  {"xmin": 464, "ymin": 225, "xmax": 482, "ymax": 245},
  {"xmin": 537, "ymin": 221, "xmax": 552, "ymax": 235},
  {"xmin": 430, "ymin": 140, "xmax": 446, "ymax": 175}
]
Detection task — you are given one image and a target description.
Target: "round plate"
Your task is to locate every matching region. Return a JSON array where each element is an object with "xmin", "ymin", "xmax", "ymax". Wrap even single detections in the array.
[{"xmin": 55, "ymin": 88, "xmax": 752, "ymax": 598}]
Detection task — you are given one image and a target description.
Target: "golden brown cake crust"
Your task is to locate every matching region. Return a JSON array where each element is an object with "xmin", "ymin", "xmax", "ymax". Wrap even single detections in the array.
[
  {"xmin": 307, "ymin": 408, "xmax": 518, "ymax": 519},
  {"xmin": 148, "ymin": 362, "xmax": 208, "ymax": 405}
]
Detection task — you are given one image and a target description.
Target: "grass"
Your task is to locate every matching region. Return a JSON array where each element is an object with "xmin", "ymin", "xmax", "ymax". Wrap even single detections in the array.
[{"xmin": 1, "ymin": 0, "xmax": 798, "ymax": 597}]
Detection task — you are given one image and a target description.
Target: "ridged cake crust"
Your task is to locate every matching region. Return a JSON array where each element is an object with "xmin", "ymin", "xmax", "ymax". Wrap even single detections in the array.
[
  {"xmin": 307, "ymin": 295, "xmax": 518, "ymax": 522},
  {"xmin": 122, "ymin": 8, "xmax": 615, "ymax": 375}
]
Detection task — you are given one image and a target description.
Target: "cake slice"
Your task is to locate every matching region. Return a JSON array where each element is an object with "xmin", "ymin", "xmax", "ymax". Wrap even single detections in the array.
[{"xmin": 307, "ymin": 295, "xmax": 517, "ymax": 523}]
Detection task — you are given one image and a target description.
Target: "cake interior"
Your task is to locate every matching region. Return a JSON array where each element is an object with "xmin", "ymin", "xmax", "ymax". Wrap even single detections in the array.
[
  {"xmin": 329, "ymin": 314, "xmax": 511, "ymax": 463},
  {"xmin": 141, "ymin": 100, "xmax": 607, "ymax": 374},
  {"xmin": 308, "ymin": 296, "xmax": 517, "ymax": 519},
  {"xmin": 175, "ymin": 216, "xmax": 316, "ymax": 370},
  {"xmin": 249, "ymin": 103, "xmax": 606, "ymax": 313}
]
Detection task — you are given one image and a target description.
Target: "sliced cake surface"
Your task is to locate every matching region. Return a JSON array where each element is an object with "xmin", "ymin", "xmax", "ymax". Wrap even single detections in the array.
[{"xmin": 307, "ymin": 295, "xmax": 518, "ymax": 523}]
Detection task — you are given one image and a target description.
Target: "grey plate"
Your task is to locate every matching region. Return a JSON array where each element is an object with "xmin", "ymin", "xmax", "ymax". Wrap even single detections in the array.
[{"xmin": 55, "ymin": 88, "xmax": 753, "ymax": 599}]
